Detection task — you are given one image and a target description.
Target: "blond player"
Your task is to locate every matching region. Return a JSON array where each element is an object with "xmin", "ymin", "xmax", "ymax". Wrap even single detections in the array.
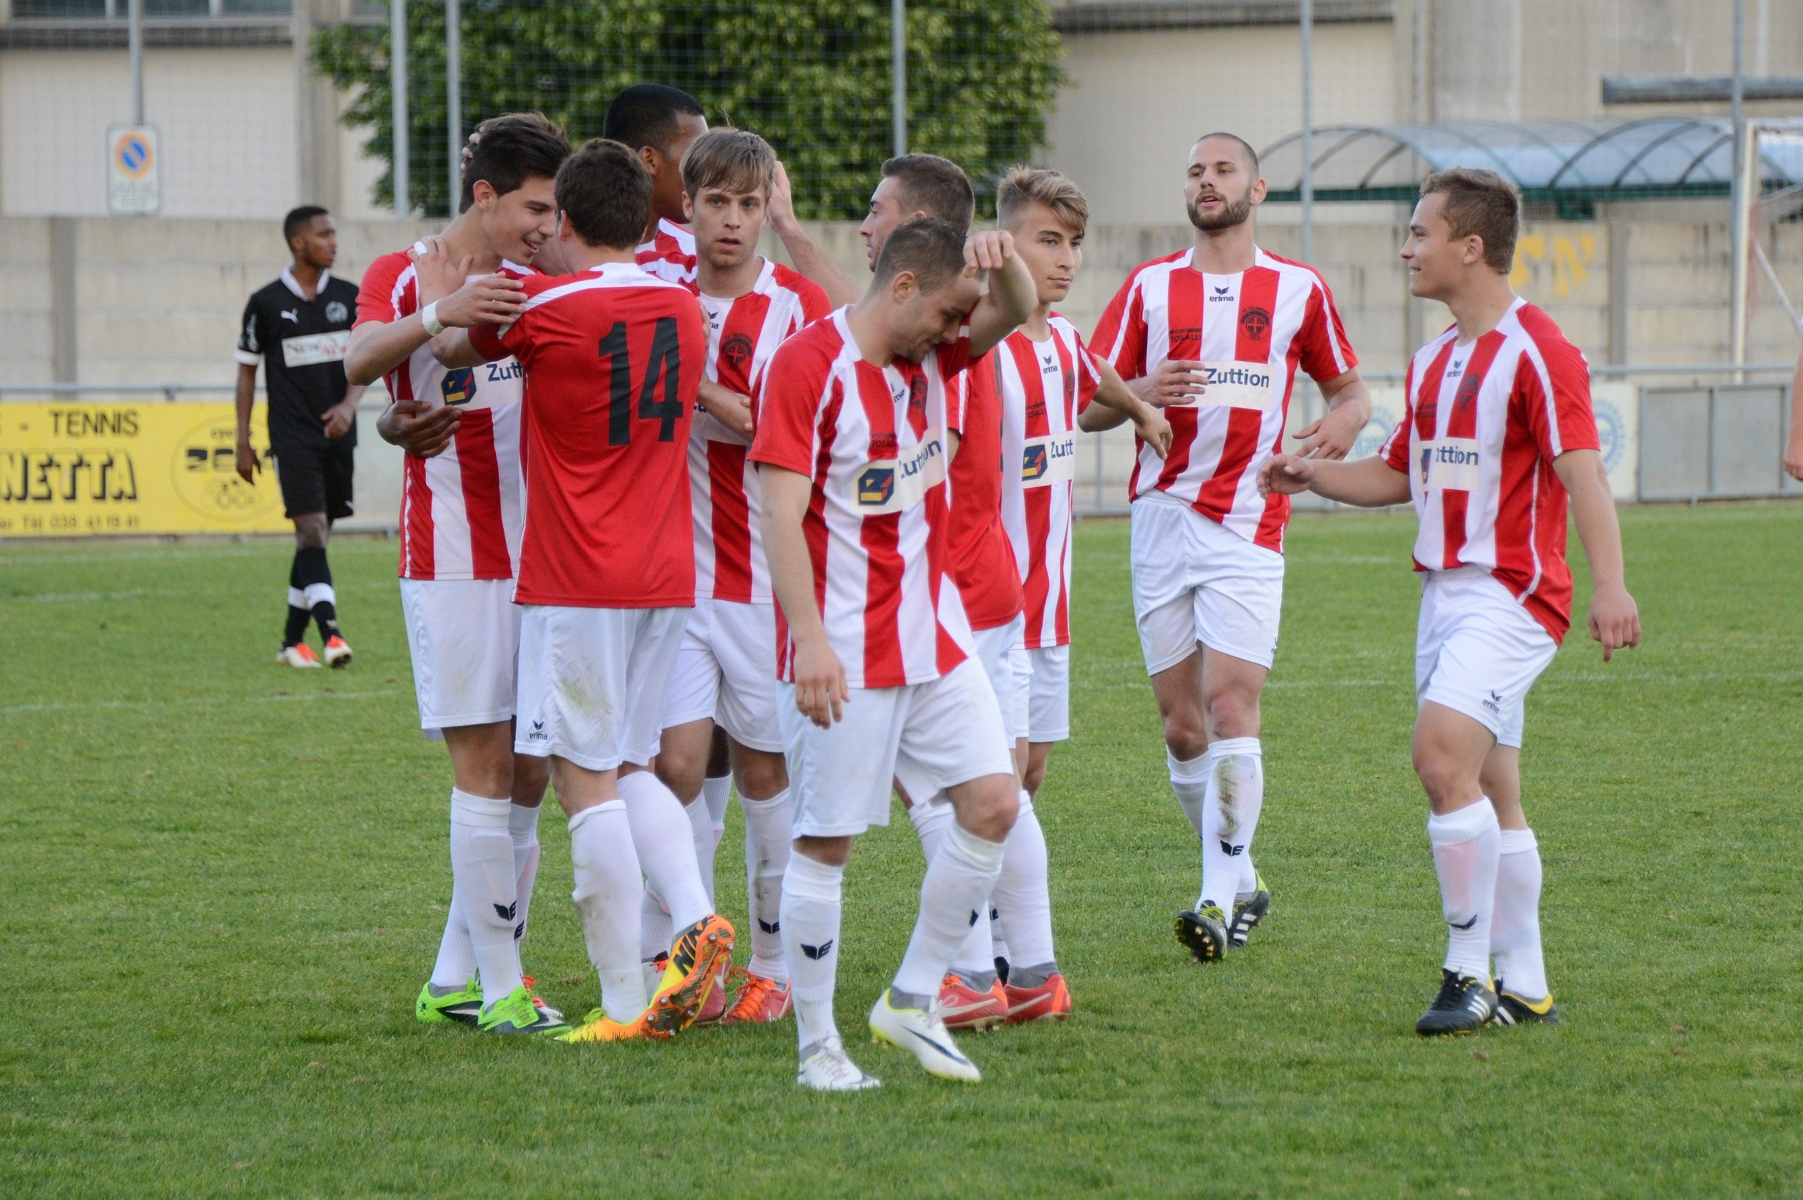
[
  {"xmin": 1260, "ymin": 168, "xmax": 1639, "ymax": 1034},
  {"xmin": 1090, "ymin": 132, "xmax": 1371, "ymax": 964}
]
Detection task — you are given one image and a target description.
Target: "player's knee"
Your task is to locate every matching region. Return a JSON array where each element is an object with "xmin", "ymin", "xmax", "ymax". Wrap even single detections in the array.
[
  {"xmin": 736, "ymin": 751, "xmax": 787, "ymax": 800},
  {"xmin": 293, "ymin": 514, "xmax": 328, "ymax": 548},
  {"xmin": 958, "ymin": 775, "xmax": 1019, "ymax": 842},
  {"xmin": 511, "ymin": 754, "xmax": 551, "ymax": 805},
  {"xmin": 1161, "ymin": 711, "xmax": 1209, "ymax": 762},
  {"xmin": 1411, "ymin": 745, "xmax": 1469, "ymax": 807},
  {"xmin": 654, "ymin": 756, "xmax": 704, "ymax": 805},
  {"xmin": 1204, "ymin": 689, "xmax": 1258, "ymax": 740}
]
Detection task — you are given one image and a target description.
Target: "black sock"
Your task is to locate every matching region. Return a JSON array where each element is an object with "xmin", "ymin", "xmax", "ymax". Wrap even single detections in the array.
[
  {"xmin": 312, "ymin": 600, "xmax": 342, "ymax": 642},
  {"xmin": 283, "ymin": 605, "xmax": 311, "ymax": 648},
  {"xmin": 292, "ymin": 544, "xmax": 341, "ymax": 642}
]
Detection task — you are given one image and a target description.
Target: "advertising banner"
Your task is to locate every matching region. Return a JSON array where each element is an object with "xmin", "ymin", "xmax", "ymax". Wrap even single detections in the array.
[{"xmin": 0, "ymin": 402, "xmax": 292, "ymax": 537}]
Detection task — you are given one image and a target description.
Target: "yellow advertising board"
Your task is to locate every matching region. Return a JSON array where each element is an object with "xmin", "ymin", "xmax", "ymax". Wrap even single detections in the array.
[{"xmin": 0, "ymin": 402, "xmax": 293, "ymax": 537}]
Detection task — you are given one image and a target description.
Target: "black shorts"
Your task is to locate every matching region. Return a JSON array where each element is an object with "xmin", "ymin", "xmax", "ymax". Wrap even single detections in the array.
[{"xmin": 272, "ymin": 438, "xmax": 356, "ymax": 522}]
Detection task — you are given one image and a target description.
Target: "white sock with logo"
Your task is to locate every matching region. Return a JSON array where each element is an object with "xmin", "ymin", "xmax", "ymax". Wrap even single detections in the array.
[
  {"xmin": 509, "ymin": 801, "xmax": 541, "ymax": 949},
  {"xmin": 992, "ymin": 792, "xmax": 1056, "ymax": 974},
  {"xmin": 1169, "ymin": 749, "xmax": 1208, "ymax": 841},
  {"xmin": 702, "ymin": 773, "xmax": 732, "ymax": 845},
  {"xmin": 568, "ymin": 801, "xmax": 648, "ymax": 1024},
  {"xmin": 740, "ymin": 789, "xmax": 793, "ymax": 982},
  {"xmin": 1199, "ymin": 738, "xmax": 1263, "ymax": 914},
  {"xmin": 685, "ymin": 795, "xmax": 717, "ymax": 907},
  {"xmin": 618, "ymin": 770, "xmax": 712, "ymax": 933},
  {"xmin": 1427, "ymin": 800, "xmax": 1501, "ymax": 981},
  {"xmin": 781, "ymin": 851, "xmax": 844, "ymax": 1053},
  {"xmin": 1492, "ymin": 827, "xmax": 1549, "ymax": 1000},
  {"xmin": 893, "ymin": 820, "xmax": 1007, "ymax": 997},
  {"xmin": 449, "ymin": 789, "xmax": 522, "ymax": 1009},
  {"xmin": 428, "ymin": 887, "xmax": 477, "ymax": 990}
]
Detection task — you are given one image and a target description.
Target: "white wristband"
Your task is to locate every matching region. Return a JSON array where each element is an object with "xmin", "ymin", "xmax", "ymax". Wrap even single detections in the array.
[{"xmin": 420, "ymin": 301, "xmax": 445, "ymax": 337}]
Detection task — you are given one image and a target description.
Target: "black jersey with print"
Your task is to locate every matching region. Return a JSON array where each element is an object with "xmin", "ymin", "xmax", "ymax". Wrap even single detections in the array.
[{"xmin": 235, "ymin": 269, "xmax": 361, "ymax": 451}]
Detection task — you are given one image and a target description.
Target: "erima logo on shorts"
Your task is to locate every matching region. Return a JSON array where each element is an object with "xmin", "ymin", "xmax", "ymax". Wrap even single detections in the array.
[
  {"xmin": 1482, "ymin": 689, "xmax": 1503, "ymax": 715},
  {"xmin": 1418, "ymin": 438, "xmax": 1482, "ymax": 490},
  {"xmin": 441, "ymin": 367, "xmax": 477, "ymax": 406},
  {"xmin": 526, "ymin": 719, "xmax": 548, "ymax": 741}
]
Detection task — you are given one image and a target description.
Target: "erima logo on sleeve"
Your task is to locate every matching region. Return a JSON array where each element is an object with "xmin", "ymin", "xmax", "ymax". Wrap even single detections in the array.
[{"xmin": 441, "ymin": 367, "xmax": 477, "ymax": 406}]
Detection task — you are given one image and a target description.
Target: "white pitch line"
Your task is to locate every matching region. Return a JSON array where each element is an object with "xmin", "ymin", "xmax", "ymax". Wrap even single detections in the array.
[{"xmin": 0, "ymin": 688, "xmax": 401, "ymax": 716}]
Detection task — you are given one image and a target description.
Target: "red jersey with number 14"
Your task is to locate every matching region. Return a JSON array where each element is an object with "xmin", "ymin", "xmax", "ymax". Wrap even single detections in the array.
[
  {"xmin": 751, "ymin": 308, "xmax": 974, "ymax": 689},
  {"xmin": 692, "ymin": 258, "xmax": 831, "ymax": 604},
  {"xmin": 1380, "ymin": 299, "xmax": 1599, "ymax": 641},
  {"xmin": 1092, "ymin": 246, "xmax": 1356, "ymax": 552},
  {"xmin": 468, "ymin": 262, "xmax": 706, "ymax": 608}
]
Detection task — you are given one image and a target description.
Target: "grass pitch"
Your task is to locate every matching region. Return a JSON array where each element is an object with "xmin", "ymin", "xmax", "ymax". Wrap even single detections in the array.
[{"xmin": 2, "ymin": 503, "xmax": 1800, "ymax": 1197}]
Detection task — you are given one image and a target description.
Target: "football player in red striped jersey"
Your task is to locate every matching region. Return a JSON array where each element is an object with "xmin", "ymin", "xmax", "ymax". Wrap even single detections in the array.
[
  {"xmin": 1259, "ymin": 168, "xmax": 1639, "ymax": 1035},
  {"xmin": 1092, "ymin": 132, "xmax": 1372, "ymax": 966}
]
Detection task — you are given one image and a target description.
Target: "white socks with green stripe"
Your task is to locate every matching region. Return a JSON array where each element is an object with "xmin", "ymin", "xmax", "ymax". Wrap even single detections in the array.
[
  {"xmin": 1492, "ymin": 827, "xmax": 1548, "ymax": 1000},
  {"xmin": 1199, "ymin": 738, "xmax": 1263, "ymax": 914},
  {"xmin": 1427, "ymin": 799, "xmax": 1501, "ymax": 981},
  {"xmin": 449, "ymin": 789, "xmax": 522, "ymax": 1010},
  {"xmin": 568, "ymin": 800, "xmax": 648, "ymax": 1023}
]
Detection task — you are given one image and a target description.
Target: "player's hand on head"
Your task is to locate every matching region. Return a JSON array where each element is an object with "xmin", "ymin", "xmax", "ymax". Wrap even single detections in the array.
[
  {"xmin": 461, "ymin": 129, "xmax": 480, "ymax": 169},
  {"xmin": 769, "ymin": 161, "xmax": 797, "ymax": 227},
  {"xmin": 410, "ymin": 237, "xmax": 473, "ymax": 305},
  {"xmin": 1257, "ymin": 452, "xmax": 1314, "ymax": 496},
  {"xmin": 437, "ymin": 273, "xmax": 527, "ymax": 328},
  {"xmin": 1134, "ymin": 360, "xmax": 1208, "ymax": 408},
  {"xmin": 1588, "ymin": 583, "xmax": 1641, "ymax": 663},
  {"xmin": 963, "ymin": 229, "xmax": 1015, "ymax": 274},
  {"xmin": 1294, "ymin": 401, "xmax": 1365, "ymax": 460}
]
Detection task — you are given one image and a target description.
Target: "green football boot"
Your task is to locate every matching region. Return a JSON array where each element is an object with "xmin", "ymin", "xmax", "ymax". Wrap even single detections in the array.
[
  {"xmin": 416, "ymin": 978, "xmax": 483, "ymax": 1026},
  {"xmin": 477, "ymin": 985, "xmax": 573, "ymax": 1036},
  {"xmin": 1174, "ymin": 903, "xmax": 1230, "ymax": 963}
]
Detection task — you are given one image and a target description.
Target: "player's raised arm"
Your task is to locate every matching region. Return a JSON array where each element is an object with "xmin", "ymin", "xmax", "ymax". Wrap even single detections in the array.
[
  {"xmin": 1553, "ymin": 448, "xmax": 1641, "ymax": 661},
  {"xmin": 760, "ymin": 464, "xmax": 847, "ymax": 728},
  {"xmin": 768, "ymin": 161, "xmax": 862, "ymax": 308},
  {"xmin": 346, "ymin": 240, "xmax": 526, "ymax": 384},
  {"xmin": 963, "ymin": 230, "xmax": 1036, "ymax": 358}
]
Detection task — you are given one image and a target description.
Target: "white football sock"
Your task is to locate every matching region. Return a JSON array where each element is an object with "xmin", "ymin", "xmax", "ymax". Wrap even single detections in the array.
[
  {"xmin": 1237, "ymin": 853, "xmax": 1260, "ymax": 898},
  {"xmin": 702, "ymin": 773, "xmax": 732, "ymax": 838},
  {"xmin": 509, "ymin": 801, "xmax": 541, "ymax": 948},
  {"xmin": 993, "ymin": 792, "xmax": 1056, "ymax": 972},
  {"xmin": 684, "ymin": 796, "xmax": 717, "ymax": 907},
  {"xmin": 906, "ymin": 797, "xmax": 992, "ymax": 980},
  {"xmin": 781, "ymin": 851, "xmax": 844, "ymax": 1052},
  {"xmin": 618, "ymin": 770, "xmax": 712, "ymax": 931},
  {"xmin": 428, "ymin": 885, "xmax": 477, "ymax": 990},
  {"xmin": 568, "ymin": 800, "xmax": 648, "ymax": 1023},
  {"xmin": 740, "ymin": 789, "xmax": 793, "ymax": 982},
  {"xmin": 1169, "ymin": 749, "xmax": 1208, "ymax": 840},
  {"xmin": 1492, "ymin": 827, "xmax": 1549, "ymax": 1000},
  {"xmin": 1199, "ymin": 738, "xmax": 1263, "ymax": 914},
  {"xmin": 449, "ymin": 789, "xmax": 522, "ymax": 1008},
  {"xmin": 893, "ymin": 820, "xmax": 1007, "ymax": 997},
  {"xmin": 1427, "ymin": 800, "xmax": 1501, "ymax": 981},
  {"xmin": 639, "ymin": 890, "xmax": 673, "ymax": 967}
]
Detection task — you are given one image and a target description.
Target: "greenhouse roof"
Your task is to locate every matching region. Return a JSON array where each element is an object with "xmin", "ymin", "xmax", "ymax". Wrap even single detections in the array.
[{"xmin": 1259, "ymin": 119, "xmax": 1803, "ymax": 206}]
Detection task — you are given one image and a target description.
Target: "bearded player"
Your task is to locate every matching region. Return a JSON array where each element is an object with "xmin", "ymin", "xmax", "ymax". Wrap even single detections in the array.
[
  {"xmin": 645, "ymin": 128, "xmax": 831, "ymax": 1025},
  {"xmin": 1090, "ymin": 133, "xmax": 1371, "ymax": 964},
  {"xmin": 1259, "ymin": 168, "xmax": 1639, "ymax": 1035},
  {"xmin": 345, "ymin": 113, "xmax": 571, "ymax": 1035},
  {"xmin": 755, "ymin": 218, "xmax": 1036, "ymax": 1089}
]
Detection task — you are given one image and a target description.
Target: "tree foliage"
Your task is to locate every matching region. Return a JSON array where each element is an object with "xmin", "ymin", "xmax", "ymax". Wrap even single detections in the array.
[{"xmin": 312, "ymin": 0, "xmax": 1065, "ymax": 219}]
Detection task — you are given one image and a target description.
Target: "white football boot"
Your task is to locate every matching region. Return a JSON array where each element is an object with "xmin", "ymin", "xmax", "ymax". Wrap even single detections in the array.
[
  {"xmin": 869, "ymin": 989, "xmax": 981, "ymax": 1082},
  {"xmin": 276, "ymin": 644, "xmax": 323, "ymax": 668},
  {"xmin": 797, "ymin": 1036, "xmax": 881, "ymax": 1092}
]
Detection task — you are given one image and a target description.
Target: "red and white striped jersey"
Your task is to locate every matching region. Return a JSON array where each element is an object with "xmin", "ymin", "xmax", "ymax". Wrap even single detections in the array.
[
  {"xmin": 751, "ymin": 307, "xmax": 975, "ymax": 689},
  {"xmin": 1380, "ymin": 299, "xmax": 1599, "ymax": 642},
  {"xmin": 945, "ymin": 351, "xmax": 1023, "ymax": 633},
  {"xmin": 1091, "ymin": 246, "xmax": 1357, "ymax": 552},
  {"xmin": 993, "ymin": 317, "xmax": 1100, "ymax": 648},
  {"xmin": 691, "ymin": 258, "xmax": 831, "ymax": 604},
  {"xmin": 636, "ymin": 218, "xmax": 698, "ymax": 290},
  {"xmin": 355, "ymin": 249, "xmax": 528, "ymax": 581}
]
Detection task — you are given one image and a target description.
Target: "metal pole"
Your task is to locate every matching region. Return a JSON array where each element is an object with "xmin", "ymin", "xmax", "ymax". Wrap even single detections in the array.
[
  {"xmin": 128, "ymin": 0, "xmax": 143, "ymax": 125},
  {"xmin": 891, "ymin": 0, "xmax": 907, "ymax": 157},
  {"xmin": 391, "ymin": 0, "xmax": 408, "ymax": 218},
  {"xmin": 1299, "ymin": 0, "xmax": 1313, "ymax": 266},
  {"xmin": 1729, "ymin": 0, "xmax": 1747, "ymax": 379},
  {"xmin": 446, "ymin": 0, "xmax": 462, "ymax": 217}
]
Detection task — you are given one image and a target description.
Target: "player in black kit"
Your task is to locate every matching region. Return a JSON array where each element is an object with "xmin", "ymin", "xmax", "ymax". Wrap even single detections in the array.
[{"xmin": 234, "ymin": 205, "xmax": 367, "ymax": 668}]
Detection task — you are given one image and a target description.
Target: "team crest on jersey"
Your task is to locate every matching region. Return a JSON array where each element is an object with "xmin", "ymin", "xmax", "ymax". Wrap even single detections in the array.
[
  {"xmin": 907, "ymin": 374, "xmax": 927, "ymax": 415},
  {"xmin": 1239, "ymin": 306, "xmax": 1272, "ymax": 342},
  {"xmin": 441, "ymin": 367, "xmax": 477, "ymax": 406},
  {"xmin": 722, "ymin": 332, "xmax": 755, "ymax": 370},
  {"xmin": 325, "ymin": 300, "xmax": 349, "ymax": 323},
  {"xmin": 858, "ymin": 466, "xmax": 896, "ymax": 506}
]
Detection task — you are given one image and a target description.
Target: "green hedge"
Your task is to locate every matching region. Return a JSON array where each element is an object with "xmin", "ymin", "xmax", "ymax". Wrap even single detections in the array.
[{"xmin": 313, "ymin": 0, "xmax": 1065, "ymax": 220}]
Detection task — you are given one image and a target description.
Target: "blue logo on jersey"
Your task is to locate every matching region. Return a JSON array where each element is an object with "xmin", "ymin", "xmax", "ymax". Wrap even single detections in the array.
[
  {"xmin": 1022, "ymin": 444, "xmax": 1049, "ymax": 480},
  {"xmin": 858, "ymin": 467, "xmax": 895, "ymax": 506},
  {"xmin": 441, "ymin": 367, "xmax": 477, "ymax": 406}
]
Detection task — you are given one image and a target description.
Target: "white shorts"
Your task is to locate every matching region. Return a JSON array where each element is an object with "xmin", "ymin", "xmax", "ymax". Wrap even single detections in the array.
[
  {"xmin": 780, "ymin": 656, "xmax": 1015, "ymax": 838},
  {"xmin": 1131, "ymin": 494, "xmax": 1285, "ymax": 673},
  {"xmin": 972, "ymin": 615, "xmax": 1030, "ymax": 743},
  {"xmin": 399, "ymin": 577, "xmax": 520, "ymax": 734},
  {"xmin": 514, "ymin": 604, "xmax": 689, "ymax": 771},
  {"xmin": 1026, "ymin": 644, "xmax": 1070, "ymax": 743},
  {"xmin": 1415, "ymin": 568, "xmax": 1558, "ymax": 749},
  {"xmin": 658, "ymin": 598, "xmax": 784, "ymax": 752}
]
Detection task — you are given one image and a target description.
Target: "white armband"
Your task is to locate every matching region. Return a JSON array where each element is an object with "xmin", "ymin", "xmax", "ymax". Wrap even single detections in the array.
[{"xmin": 420, "ymin": 301, "xmax": 445, "ymax": 337}]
